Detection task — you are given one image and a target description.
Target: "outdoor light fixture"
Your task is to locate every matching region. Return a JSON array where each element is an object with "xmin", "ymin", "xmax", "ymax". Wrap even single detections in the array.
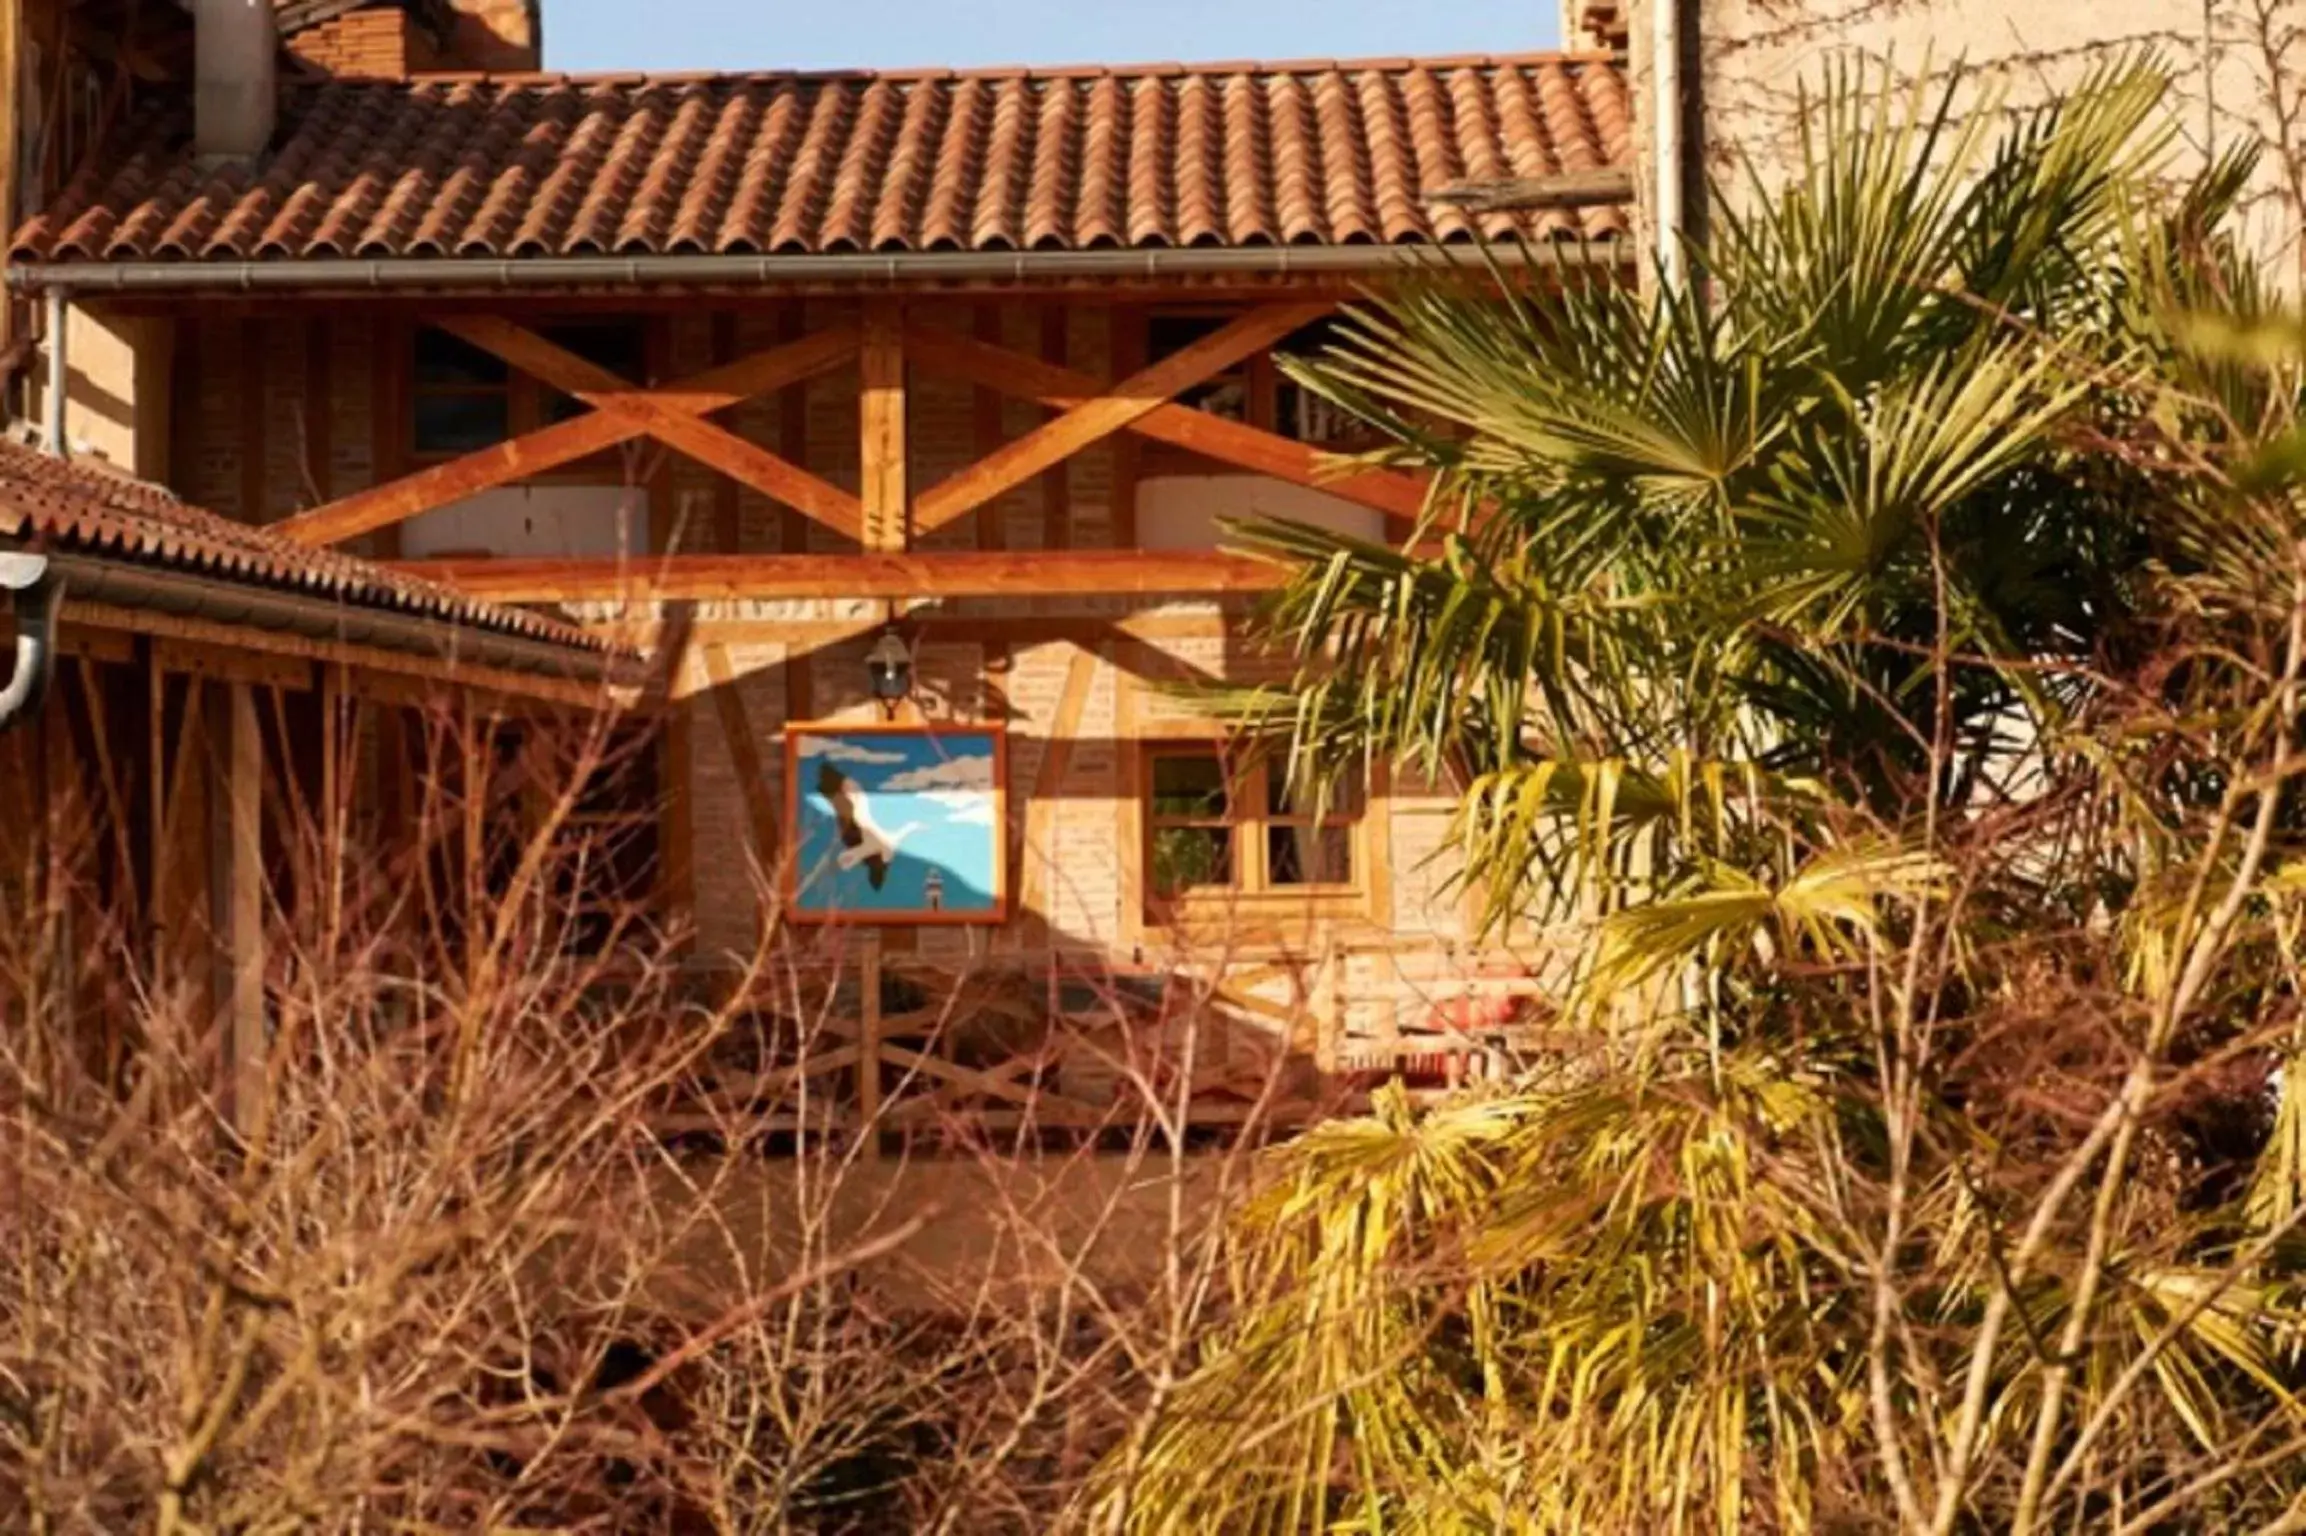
[
  {"xmin": 865, "ymin": 627, "xmax": 914, "ymax": 715},
  {"xmin": 0, "ymin": 551, "xmax": 62, "ymax": 735}
]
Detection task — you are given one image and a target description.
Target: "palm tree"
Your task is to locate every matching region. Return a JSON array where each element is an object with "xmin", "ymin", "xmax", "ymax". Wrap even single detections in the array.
[{"xmin": 1092, "ymin": 66, "xmax": 2306, "ymax": 1535}]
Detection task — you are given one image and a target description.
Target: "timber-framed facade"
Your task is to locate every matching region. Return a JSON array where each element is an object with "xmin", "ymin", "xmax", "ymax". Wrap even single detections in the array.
[{"xmin": 5, "ymin": 37, "xmax": 1636, "ymax": 1114}]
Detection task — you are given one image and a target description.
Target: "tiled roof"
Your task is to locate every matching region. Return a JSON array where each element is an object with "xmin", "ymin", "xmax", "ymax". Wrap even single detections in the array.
[
  {"xmin": 0, "ymin": 440, "xmax": 615, "ymax": 652},
  {"xmin": 10, "ymin": 55, "xmax": 1632, "ymax": 265}
]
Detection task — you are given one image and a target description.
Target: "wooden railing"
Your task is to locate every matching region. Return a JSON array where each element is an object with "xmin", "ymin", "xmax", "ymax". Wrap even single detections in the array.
[{"xmin": 654, "ymin": 937, "xmax": 1558, "ymax": 1142}]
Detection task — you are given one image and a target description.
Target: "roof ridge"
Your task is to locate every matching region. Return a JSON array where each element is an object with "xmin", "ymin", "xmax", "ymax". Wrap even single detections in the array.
[{"xmin": 374, "ymin": 48, "xmax": 1623, "ymax": 90}]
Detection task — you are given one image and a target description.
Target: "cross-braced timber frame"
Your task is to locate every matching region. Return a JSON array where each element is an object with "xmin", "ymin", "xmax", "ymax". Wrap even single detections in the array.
[{"xmin": 270, "ymin": 298, "xmax": 1442, "ymax": 603}]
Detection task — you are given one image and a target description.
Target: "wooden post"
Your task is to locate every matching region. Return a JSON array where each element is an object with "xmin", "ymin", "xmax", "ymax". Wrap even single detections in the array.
[
  {"xmin": 0, "ymin": 0, "xmax": 19, "ymax": 356},
  {"xmin": 858, "ymin": 930, "xmax": 884, "ymax": 1148},
  {"xmin": 860, "ymin": 300, "xmax": 907, "ymax": 552},
  {"xmin": 225, "ymin": 682, "xmax": 265, "ymax": 1135}
]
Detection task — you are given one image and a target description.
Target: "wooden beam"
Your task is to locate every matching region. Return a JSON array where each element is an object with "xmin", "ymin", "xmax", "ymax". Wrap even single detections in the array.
[
  {"xmin": 437, "ymin": 315, "xmax": 866, "ymax": 541},
  {"xmin": 1041, "ymin": 306, "xmax": 1070, "ymax": 550},
  {"xmin": 1427, "ymin": 167, "xmax": 1634, "ymax": 213},
  {"xmin": 910, "ymin": 300, "xmax": 1333, "ymax": 537},
  {"xmin": 710, "ymin": 314, "xmax": 740, "ymax": 552},
  {"xmin": 392, "ymin": 550, "xmax": 1284, "ymax": 602},
  {"xmin": 860, "ymin": 300, "xmax": 908, "ymax": 552},
  {"xmin": 779, "ymin": 306, "xmax": 813, "ymax": 555},
  {"xmin": 973, "ymin": 304, "xmax": 1006, "ymax": 552},
  {"xmin": 903, "ymin": 321, "xmax": 1432, "ymax": 528},
  {"xmin": 63, "ymin": 598, "xmax": 616, "ymax": 707},
  {"xmin": 278, "ymin": 324, "xmax": 861, "ymax": 547},
  {"xmin": 224, "ymin": 681, "xmax": 265, "ymax": 1134}
]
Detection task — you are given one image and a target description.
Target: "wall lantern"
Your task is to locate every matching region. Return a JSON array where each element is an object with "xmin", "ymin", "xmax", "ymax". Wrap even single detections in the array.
[
  {"xmin": 0, "ymin": 551, "xmax": 62, "ymax": 735},
  {"xmin": 865, "ymin": 627, "xmax": 915, "ymax": 715}
]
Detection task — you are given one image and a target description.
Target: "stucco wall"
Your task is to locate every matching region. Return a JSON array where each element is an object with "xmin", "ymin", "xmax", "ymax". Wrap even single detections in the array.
[{"xmin": 1677, "ymin": 0, "xmax": 2306, "ymax": 278}]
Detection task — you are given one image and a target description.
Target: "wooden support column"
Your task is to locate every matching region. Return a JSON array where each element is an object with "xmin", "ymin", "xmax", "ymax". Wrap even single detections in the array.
[
  {"xmin": 779, "ymin": 305, "xmax": 812, "ymax": 555},
  {"xmin": 1041, "ymin": 308, "xmax": 1070, "ymax": 551},
  {"xmin": 857, "ymin": 929, "xmax": 883, "ymax": 1142},
  {"xmin": 973, "ymin": 304, "xmax": 1006, "ymax": 552},
  {"xmin": 224, "ymin": 681, "xmax": 265, "ymax": 1134},
  {"xmin": 860, "ymin": 300, "xmax": 907, "ymax": 552}
]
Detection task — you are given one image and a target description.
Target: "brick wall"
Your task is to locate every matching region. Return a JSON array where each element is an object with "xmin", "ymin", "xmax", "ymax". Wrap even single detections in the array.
[{"xmin": 286, "ymin": 8, "xmax": 416, "ymax": 79}]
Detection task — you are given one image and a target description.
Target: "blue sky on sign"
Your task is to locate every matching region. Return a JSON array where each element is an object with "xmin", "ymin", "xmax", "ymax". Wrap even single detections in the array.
[
  {"xmin": 546, "ymin": 0, "xmax": 1562, "ymax": 74},
  {"xmin": 793, "ymin": 730, "xmax": 1003, "ymax": 915}
]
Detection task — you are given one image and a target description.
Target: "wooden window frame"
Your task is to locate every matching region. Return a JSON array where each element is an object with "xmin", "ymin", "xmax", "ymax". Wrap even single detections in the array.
[
  {"xmin": 410, "ymin": 316, "xmax": 655, "ymax": 483},
  {"xmin": 1136, "ymin": 738, "xmax": 1376, "ymax": 933}
]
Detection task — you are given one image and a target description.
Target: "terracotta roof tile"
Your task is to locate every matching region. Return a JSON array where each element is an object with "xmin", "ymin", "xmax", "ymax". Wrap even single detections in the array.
[
  {"xmin": 13, "ymin": 54, "xmax": 1631, "ymax": 265},
  {"xmin": 0, "ymin": 440, "xmax": 615, "ymax": 652}
]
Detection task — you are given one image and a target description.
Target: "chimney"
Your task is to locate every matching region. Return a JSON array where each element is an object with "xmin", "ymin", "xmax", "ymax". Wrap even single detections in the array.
[{"xmin": 194, "ymin": 0, "xmax": 278, "ymax": 160}]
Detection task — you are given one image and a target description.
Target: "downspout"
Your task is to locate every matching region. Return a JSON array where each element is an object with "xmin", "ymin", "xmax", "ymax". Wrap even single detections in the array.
[
  {"xmin": 0, "ymin": 550, "xmax": 60, "ymax": 731},
  {"xmin": 41, "ymin": 284, "xmax": 63, "ymax": 456},
  {"xmin": 1653, "ymin": 0, "xmax": 1685, "ymax": 291}
]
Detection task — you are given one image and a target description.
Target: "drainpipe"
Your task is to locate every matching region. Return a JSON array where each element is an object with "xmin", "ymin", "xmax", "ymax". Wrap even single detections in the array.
[
  {"xmin": 0, "ymin": 550, "xmax": 60, "ymax": 731},
  {"xmin": 41, "ymin": 284, "xmax": 63, "ymax": 456},
  {"xmin": 1653, "ymin": 0, "xmax": 1685, "ymax": 291}
]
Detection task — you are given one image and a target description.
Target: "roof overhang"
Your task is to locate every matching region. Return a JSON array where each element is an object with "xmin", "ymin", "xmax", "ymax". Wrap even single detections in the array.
[{"xmin": 22, "ymin": 540, "xmax": 638, "ymax": 704}]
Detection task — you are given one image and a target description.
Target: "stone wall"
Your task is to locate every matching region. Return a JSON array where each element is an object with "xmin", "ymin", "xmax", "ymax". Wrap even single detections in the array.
[{"xmin": 1661, "ymin": 0, "xmax": 2306, "ymax": 279}]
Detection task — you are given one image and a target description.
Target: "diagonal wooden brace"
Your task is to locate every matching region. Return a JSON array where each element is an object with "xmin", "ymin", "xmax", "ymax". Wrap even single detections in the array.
[
  {"xmin": 909, "ymin": 300, "xmax": 1339, "ymax": 536},
  {"xmin": 277, "ymin": 321, "xmax": 863, "ymax": 548},
  {"xmin": 903, "ymin": 319, "xmax": 1436, "ymax": 529}
]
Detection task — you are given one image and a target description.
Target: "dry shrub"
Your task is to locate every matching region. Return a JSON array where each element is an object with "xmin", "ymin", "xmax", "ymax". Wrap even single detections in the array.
[{"xmin": 0, "ymin": 697, "xmax": 1266, "ymax": 1534}]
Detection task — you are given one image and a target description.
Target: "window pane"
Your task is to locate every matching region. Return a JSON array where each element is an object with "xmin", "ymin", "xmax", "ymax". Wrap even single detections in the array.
[
  {"xmin": 1151, "ymin": 753, "xmax": 1229, "ymax": 819},
  {"xmin": 1267, "ymin": 824, "xmax": 1353, "ymax": 886},
  {"xmin": 540, "ymin": 321, "xmax": 649, "ymax": 424},
  {"xmin": 414, "ymin": 328, "xmax": 510, "ymax": 387},
  {"xmin": 1266, "ymin": 768, "xmax": 1359, "ymax": 819},
  {"xmin": 1149, "ymin": 314, "xmax": 1249, "ymax": 421},
  {"xmin": 1153, "ymin": 826, "xmax": 1233, "ymax": 894},
  {"xmin": 413, "ymin": 392, "xmax": 511, "ymax": 455}
]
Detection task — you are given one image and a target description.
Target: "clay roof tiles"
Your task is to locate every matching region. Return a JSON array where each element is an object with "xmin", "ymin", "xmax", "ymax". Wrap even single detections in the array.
[
  {"xmin": 0, "ymin": 440, "xmax": 617, "ymax": 652},
  {"xmin": 11, "ymin": 54, "xmax": 1632, "ymax": 265}
]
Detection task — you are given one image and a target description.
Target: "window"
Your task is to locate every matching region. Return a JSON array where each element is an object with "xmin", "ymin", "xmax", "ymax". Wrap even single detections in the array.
[
  {"xmin": 1271, "ymin": 317, "xmax": 1366, "ymax": 447},
  {"xmin": 412, "ymin": 328, "xmax": 513, "ymax": 455},
  {"xmin": 411, "ymin": 319, "xmax": 652, "ymax": 464},
  {"xmin": 1140, "ymin": 312, "xmax": 1372, "ymax": 470},
  {"xmin": 1143, "ymin": 745, "xmax": 1363, "ymax": 914},
  {"xmin": 1147, "ymin": 312, "xmax": 1253, "ymax": 423}
]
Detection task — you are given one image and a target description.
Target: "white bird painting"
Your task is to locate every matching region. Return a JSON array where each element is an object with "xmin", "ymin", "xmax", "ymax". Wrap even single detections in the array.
[{"xmin": 817, "ymin": 763, "xmax": 923, "ymax": 890}]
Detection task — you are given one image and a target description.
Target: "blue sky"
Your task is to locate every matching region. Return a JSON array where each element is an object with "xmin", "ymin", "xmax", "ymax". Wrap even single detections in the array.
[
  {"xmin": 546, "ymin": 0, "xmax": 1562, "ymax": 74},
  {"xmin": 794, "ymin": 730, "xmax": 1003, "ymax": 915}
]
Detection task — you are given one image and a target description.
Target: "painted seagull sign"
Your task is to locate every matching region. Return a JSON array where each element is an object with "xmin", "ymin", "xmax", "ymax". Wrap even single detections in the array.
[{"xmin": 784, "ymin": 725, "xmax": 1008, "ymax": 924}]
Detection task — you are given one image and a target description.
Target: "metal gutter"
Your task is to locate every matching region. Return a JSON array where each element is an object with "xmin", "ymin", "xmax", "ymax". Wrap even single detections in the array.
[
  {"xmin": 4, "ymin": 238, "xmax": 1617, "ymax": 295},
  {"xmin": 24, "ymin": 543, "xmax": 625, "ymax": 684}
]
